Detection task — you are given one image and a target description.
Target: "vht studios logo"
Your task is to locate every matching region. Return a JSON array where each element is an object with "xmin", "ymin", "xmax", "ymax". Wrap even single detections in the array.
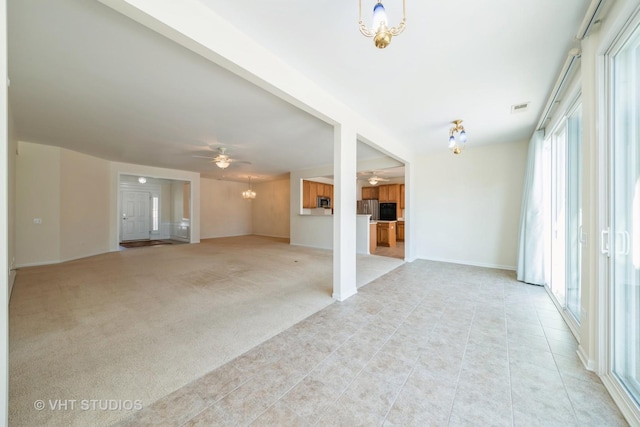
[{"xmin": 34, "ymin": 399, "xmax": 143, "ymax": 411}]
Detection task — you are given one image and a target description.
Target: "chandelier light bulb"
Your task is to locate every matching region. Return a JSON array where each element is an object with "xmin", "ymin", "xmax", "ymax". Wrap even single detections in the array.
[
  {"xmin": 359, "ymin": 0, "xmax": 406, "ymax": 49},
  {"xmin": 372, "ymin": 2, "xmax": 388, "ymax": 30}
]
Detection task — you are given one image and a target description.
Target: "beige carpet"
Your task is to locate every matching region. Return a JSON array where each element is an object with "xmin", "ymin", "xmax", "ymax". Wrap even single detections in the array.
[{"xmin": 9, "ymin": 235, "xmax": 403, "ymax": 427}]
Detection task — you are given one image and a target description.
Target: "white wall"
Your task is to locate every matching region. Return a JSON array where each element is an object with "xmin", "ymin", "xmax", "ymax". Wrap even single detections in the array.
[
  {"xmin": 14, "ymin": 142, "xmax": 202, "ymax": 266},
  {"xmin": 290, "ymin": 166, "xmax": 335, "ymax": 249},
  {"xmin": 15, "ymin": 142, "xmax": 62, "ymax": 266},
  {"xmin": 251, "ymin": 176, "xmax": 290, "ymax": 238},
  {"xmin": 60, "ymin": 149, "xmax": 111, "ymax": 262},
  {"xmin": 414, "ymin": 140, "xmax": 528, "ymax": 269},
  {"xmin": 200, "ymin": 177, "xmax": 252, "ymax": 238}
]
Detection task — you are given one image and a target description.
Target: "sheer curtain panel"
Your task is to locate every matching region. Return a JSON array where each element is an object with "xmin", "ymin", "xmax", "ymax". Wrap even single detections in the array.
[{"xmin": 516, "ymin": 130, "xmax": 546, "ymax": 285}]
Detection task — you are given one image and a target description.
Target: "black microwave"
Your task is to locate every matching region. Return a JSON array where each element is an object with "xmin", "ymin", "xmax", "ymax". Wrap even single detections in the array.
[{"xmin": 317, "ymin": 197, "xmax": 331, "ymax": 208}]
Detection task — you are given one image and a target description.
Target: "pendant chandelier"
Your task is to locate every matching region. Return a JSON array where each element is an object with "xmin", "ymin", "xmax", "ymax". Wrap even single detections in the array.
[
  {"xmin": 359, "ymin": 0, "xmax": 406, "ymax": 49},
  {"xmin": 448, "ymin": 120, "xmax": 467, "ymax": 155},
  {"xmin": 242, "ymin": 176, "xmax": 256, "ymax": 200}
]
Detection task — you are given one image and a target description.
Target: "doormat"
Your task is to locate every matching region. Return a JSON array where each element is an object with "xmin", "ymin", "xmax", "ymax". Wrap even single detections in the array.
[{"xmin": 119, "ymin": 240, "xmax": 173, "ymax": 249}]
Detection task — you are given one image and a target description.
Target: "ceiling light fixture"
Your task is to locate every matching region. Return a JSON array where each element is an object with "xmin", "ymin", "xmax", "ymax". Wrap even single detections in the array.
[
  {"xmin": 138, "ymin": 177, "xmax": 147, "ymax": 184},
  {"xmin": 448, "ymin": 120, "xmax": 467, "ymax": 155},
  {"xmin": 368, "ymin": 177, "xmax": 380, "ymax": 185},
  {"xmin": 215, "ymin": 156, "xmax": 230, "ymax": 169},
  {"xmin": 359, "ymin": 0, "xmax": 406, "ymax": 49},
  {"xmin": 242, "ymin": 176, "xmax": 256, "ymax": 200}
]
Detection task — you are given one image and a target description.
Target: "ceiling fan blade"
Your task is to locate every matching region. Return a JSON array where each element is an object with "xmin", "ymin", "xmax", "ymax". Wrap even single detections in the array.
[{"xmin": 192, "ymin": 155, "xmax": 218, "ymax": 160}]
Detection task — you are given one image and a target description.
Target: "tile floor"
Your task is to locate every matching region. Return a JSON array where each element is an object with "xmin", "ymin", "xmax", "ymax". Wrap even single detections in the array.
[{"xmin": 116, "ymin": 260, "xmax": 628, "ymax": 426}]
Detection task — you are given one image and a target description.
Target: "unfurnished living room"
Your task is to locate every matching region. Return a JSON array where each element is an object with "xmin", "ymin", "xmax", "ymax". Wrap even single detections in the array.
[{"xmin": 2, "ymin": 0, "xmax": 640, "ymax": 426}]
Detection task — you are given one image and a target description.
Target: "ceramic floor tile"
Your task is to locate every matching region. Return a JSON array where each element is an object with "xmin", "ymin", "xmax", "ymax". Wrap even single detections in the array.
[
  {"xmin": 278, "ymin": 377, "xmax": 337, "ymax": 421},
  {"xmin": 249, "ymin": 401, "xmax": 307, "ymax": 427},
  {"xmin": 111, "ymin": 261, "xmax": 630, "ymax": 427}
]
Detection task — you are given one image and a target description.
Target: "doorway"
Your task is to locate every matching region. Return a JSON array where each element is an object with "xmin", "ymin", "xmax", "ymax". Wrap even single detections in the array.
[
  {"xmin": 121, "ymin": 190, "xmax": 150, "ymax": 241},
  {"xmin": 118, "ymin": 175, "xmax": 191, "ymax": 244}
]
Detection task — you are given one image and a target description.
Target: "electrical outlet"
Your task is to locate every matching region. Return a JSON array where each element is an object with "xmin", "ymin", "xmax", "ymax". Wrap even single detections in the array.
[{"xmin": 33, "ymin": 218, "xmax": 42, "ymax": 225}]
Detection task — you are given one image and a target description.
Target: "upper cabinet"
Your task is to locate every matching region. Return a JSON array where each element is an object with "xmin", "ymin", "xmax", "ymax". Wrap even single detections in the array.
[
  {"xmin": 378, "ymin": 184, "xmax": 400, "ymax": 203},
  {"xmin": 302, "ymin": 180, "xmax": 334, "ymax": 208},
  {"xmin": 362, "ymin": 183, "xmax": 403, "ymax": 204},
  {"xmin": 362, "ymin": 186, "xmax": 379, "ymax": 200}
]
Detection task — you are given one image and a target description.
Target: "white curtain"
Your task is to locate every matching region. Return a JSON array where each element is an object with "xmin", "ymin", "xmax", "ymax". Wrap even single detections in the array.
[{"xmin": 516, "ymin": 130, "xmax": 546, "ymax": 285}]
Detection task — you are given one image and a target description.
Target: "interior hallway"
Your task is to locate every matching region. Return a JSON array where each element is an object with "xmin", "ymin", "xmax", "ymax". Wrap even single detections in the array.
[{"xmin": 118, "ymin": 261, "xmax": 627, "ymax": 426}]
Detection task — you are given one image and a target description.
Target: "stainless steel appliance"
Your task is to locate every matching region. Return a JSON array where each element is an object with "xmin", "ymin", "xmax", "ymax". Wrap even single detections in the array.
[
  {"xmin": 357, "ymin": 199, "xmax": 379, "ymax": 220},
  {"xmin": 317, "ymin": 197, "xmax": 331, "ymax": 208},
  {"xmin": 379, "ymin": 202, "xmax": 397, "ymax": 221}
]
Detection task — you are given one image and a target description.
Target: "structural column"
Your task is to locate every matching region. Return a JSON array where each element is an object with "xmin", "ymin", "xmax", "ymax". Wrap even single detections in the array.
[{"xmin": 333, "ymin": 124, "xmax": 358, "ymax": 301}]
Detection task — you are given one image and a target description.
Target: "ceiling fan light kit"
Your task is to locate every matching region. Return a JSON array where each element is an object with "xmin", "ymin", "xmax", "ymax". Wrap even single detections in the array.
[
  {"xmin": 367, "ymin": 172, "xmax": 390, "ymax": 185},
  {"xmin": 193, "ymin": 147, "xmax": 250, "ymax": 170},
  {"xmin": 359, "ymin": 0, "xmax": 406, "ymax": 49}
]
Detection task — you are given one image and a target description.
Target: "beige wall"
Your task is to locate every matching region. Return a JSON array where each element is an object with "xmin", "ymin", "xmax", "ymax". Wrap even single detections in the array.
[
  {"xmin": 252, "ymin": 176, "xmax": 290, "ymax": 238},
  {"xmin": 16, "ymin": 142, "xmax": 62, "ymax": 266},
  {"xmin": 60, "ymin": 149, "xmax": 110, "ymax": 261},
  {"xmin": 200, "ymin": 178, "xmax": 252, "ymax": 238},
  {"xmin": 414, "ymin": 140, "xmax": 529, "ymax": 269}
]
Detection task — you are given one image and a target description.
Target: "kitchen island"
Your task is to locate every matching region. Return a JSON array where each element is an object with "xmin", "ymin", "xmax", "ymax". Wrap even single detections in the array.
[{"xmin": 376, "ymin": 220, "xmax": 397, "ymax": 248}]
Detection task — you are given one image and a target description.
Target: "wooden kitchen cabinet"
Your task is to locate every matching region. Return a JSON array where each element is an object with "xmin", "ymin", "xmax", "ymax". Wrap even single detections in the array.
[
  {"xmin": 377, "ymin": 221, "xmax": 396, "ymax": 247},
  {"xmin": 378, "ymin": 185, "xmax": 389, "ymax": 202},
  {"xmin": 303, "ymin": 180, "xmax": 334, "ymax": 208},
  {"xmin": 387, "ymin": 184, "xmax": 399, "ymax": 203},
  {"xmin": 362, "ymin": 186, "xmax": 378, "ymax": 200},
  {"xmin": 378, "ymin": 184, "xmax": 400, "ymax": 203},
  {"xmin": 302, "ymin": 180, "xmax": 318, "ymax": 208},
  {"xmin": 400, "ymin": 184, "xmax": 405, "ymax": 209},
  {"xmin": 397, "ymin": 221, "xmax": 405, "ymax": 241}
]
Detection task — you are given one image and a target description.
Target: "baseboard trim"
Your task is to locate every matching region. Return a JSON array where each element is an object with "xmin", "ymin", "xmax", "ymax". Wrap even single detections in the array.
[
  {"xmin": 417, "ymin": 256, "xmax": 516, "ymax": 271},
  {"xmin": 16, "ymin": 250, "xmax": 110, "ymax": 268},
  {"xmin": 8, "ymin": 269, "xmax": 16, "ymax": 301},
  {"xmin": 577, "ymin": 344, "xmax": 595, "ymax": 371},
  {"xmin": 290, "ymin": 242, "xmax": 332, "ymax": 251},
  {"xmin": 601, "ymin": 372, "xmax": 640, "ymax": 426}
]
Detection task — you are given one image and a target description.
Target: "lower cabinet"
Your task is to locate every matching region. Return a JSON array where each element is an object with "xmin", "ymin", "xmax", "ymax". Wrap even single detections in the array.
[
  {"xmin": 397, "ymin": 221, "xmax": 405, "ymax": 241},
  {"xmin": 377, "ymin": 222, "xmax": 396, "ymax": 247}
]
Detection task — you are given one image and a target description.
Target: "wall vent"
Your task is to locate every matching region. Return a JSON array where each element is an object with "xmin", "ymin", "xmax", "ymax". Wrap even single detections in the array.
[{"xmin": 511, "ymin": 102, "xmax": 530, "ymax": 113}]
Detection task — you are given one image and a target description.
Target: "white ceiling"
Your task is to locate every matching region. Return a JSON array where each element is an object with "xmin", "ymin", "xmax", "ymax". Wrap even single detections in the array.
[{"xmin": 8, "ymin": 0, "xmax": 588, "ymax": 182}]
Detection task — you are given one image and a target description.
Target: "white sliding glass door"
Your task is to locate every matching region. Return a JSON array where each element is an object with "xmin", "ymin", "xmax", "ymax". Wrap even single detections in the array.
[
  {"xmin": 610, "ymin": 21, "xmax": 640, "ymax": 405},
  {"xmin": 543, "ymin": 101, "xmax": 582, "ymax": 324}
]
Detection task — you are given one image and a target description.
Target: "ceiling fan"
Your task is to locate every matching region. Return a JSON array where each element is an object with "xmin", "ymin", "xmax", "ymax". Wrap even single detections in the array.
[
  {"xmin": 192, "ymin": 147, "xmax": 250, "ymax": 169},
  {"xmin": 367, "ymin": 172, "xmax": 390, "ymax": 186}
]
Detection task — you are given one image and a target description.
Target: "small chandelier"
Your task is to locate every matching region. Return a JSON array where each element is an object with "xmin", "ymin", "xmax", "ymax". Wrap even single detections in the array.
[
  {"xmin": 359, "ymin": 0, "xmax": 406, "ymax": 49},
  {"xmin": 242, "ymin": 176, "xmax": 256, "ymax": 200},
  {"xmin": 448, "ymin": 120, "xmax": 467, "ymax": 155}
]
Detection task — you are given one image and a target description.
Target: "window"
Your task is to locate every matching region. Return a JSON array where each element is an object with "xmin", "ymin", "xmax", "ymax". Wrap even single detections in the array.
[{"xmin": 152, "ymin": 196, "xmax": 159, "ymax": 232}]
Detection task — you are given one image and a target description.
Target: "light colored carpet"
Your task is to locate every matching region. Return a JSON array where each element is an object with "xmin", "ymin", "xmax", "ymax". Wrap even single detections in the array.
[{"xmin": 9, "ymin": 235, "xmax": 403, "ymax": 427}]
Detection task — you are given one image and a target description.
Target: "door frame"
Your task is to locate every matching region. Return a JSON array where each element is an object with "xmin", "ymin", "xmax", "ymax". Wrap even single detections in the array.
[{"xmin": 118, "ymin": 179, "xmax": 163, "ymax": 242}]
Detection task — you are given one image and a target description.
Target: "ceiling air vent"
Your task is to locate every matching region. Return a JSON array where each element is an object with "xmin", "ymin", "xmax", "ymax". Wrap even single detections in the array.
[{"xmin": 511, "ymin": 102, "xmax": 530, "ymax": 114}]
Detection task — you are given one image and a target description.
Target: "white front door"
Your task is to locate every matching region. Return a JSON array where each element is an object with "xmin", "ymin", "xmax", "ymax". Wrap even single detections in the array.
[{"xmin": 121, "ymin": 190, "xmax": 150, "ymax": 241}]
